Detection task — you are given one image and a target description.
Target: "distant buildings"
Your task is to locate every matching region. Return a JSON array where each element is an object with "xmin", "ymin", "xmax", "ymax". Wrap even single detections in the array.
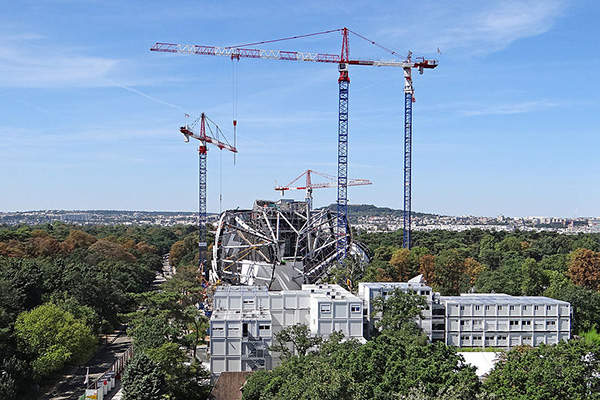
[
  {"xmin": 208, "ymin": 278, "xmax": 572, "ymax": 377},
  {"xmin": 1, "ymin": 209, "xmax": 598, "ymax": 234}
]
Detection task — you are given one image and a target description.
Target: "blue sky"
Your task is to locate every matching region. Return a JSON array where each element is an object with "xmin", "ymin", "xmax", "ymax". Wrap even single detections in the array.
[{"xmin": 1, "ymin": 0, "xmax": 598, "ymax": 217}]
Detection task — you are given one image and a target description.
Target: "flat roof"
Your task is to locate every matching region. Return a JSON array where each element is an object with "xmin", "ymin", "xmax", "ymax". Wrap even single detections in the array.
[
  {"xmin": 441, "ymin": 295, "xmax": 569, "ymax": 305},
  {"xmin": 211, "ymin": 309, "xmax": 272, "ymax": 321},
  {"xmin": 358, "ymin": 282, "xmax": 431, "ymax": 290},
  {"xmin": 214, "ymin": 285, "xmax": 269, "ymax": 294}
]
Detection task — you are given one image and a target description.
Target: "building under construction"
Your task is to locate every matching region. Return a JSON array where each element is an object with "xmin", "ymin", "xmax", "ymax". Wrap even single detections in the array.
[{"xmin": 211, "ymin": 199, "xmax": 369, "ymax": 290}]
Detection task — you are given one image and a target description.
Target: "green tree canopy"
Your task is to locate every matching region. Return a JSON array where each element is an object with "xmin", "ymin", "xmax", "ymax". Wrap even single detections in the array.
[
  {"xmin": 483, "ymin": 340, "xmax": 600, "ymax": 399},
  {"xmin": 14, "ymin": 303, "xmax": 96, "ymax": 378}
]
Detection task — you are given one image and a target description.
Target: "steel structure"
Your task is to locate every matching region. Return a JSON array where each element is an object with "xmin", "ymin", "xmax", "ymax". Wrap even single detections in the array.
[
  {"xmin": 400, "ymin": 52, "xmax": 436, "ymax": 248},
  {"xmin": 275, "ymin": 169, "xmax": 372, "ymax": 211},
  {"xmin": 151, "ymin": 27, "xmax": 437, "ymax": 254},
  {"xmin": 212, "ymin": 199, "xmax": 354, "ymax": 290},
  {"xmin": 180, "ymin": 113, "xmax": 237, "ymax": 280}
]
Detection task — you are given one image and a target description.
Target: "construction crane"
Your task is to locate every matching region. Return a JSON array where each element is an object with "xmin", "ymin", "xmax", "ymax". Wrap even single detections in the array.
[
  {"xmin": 274, "ymin": 169, "xmax": 372, "ymax": 211},
  {"xmin": 151, "ymin": 27, "xmax": 437, "ymax": 256},
  {"xmin": 179, "ymin": 113, "xmax": 237, "ymax": 281}
]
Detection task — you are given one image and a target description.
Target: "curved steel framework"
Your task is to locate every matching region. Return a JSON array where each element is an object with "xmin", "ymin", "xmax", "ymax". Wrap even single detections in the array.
[{"xmin": 211, "ymin": 199, "xmax": 350, "ymax": 290}]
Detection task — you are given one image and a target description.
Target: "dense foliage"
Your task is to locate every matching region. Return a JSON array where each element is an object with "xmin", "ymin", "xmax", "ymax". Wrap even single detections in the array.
[
  {"xmin": 483, "ymin": 340, "xmax": 600, "ymax": 399},
  {"xmin": 0, "ymin": 223, "xmax": 189, "ymax": 399}
]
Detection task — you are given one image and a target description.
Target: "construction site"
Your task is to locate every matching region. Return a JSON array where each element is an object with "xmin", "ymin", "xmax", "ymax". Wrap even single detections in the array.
[{"xmin": 151, "ymin": 27, "xmax": 438, "ymax": 297}]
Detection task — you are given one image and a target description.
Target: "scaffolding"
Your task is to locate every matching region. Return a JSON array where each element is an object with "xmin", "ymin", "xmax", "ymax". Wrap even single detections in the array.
[{"xmin": 211, "ymin": 199, "xmax": 349, "ymax": 290}]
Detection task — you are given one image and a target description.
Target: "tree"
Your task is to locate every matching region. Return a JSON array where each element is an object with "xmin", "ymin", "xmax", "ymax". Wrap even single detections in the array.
[
  {"xmin": 372, "ymin": 289, "xmax": 427, "ymax": 334},
  {"xmin": 269, "ymin": 324, "xmax": 323, "ymax": 360},
  {"xmin": 244, "ymin": 328, "xmax": 480, "ymax": 400},
  {"xmin": 483, "ymin": 340, "xmax": 600, "ymax": 399},
  {"xmin": 544, "ymin": 272, "xmax": 600, "ymax": 333},
  {"xmin": 389, "ymin": 248, "xmax": 416, "ymax": 282},
  {"xmin": 520, "ymin": 258, "xmax": 548, "ymax": 296},
  {"xmin": 433, "ymin": 249, "xmax": 467, "ymax": 295},
  {"xmin": 419, "ymin": 254, "xmax": 436, "ymax": 285},
  {"xmin": 122, "ymin": 353, "xmax": 166, "ymax": 400},
  {"xmin": 14, "ymin": 303, "xmax": 96, "ymax": 378},
  {"xmin": 568, "ymin": 248, "xmax": 600, "ymax": 291}
]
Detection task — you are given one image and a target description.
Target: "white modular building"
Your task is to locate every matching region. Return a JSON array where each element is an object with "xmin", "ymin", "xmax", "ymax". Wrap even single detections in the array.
[
  {"xmin": 209, "ymin": 279, "xmax": 572, "ymax": 376},
  {"xmin": 210, "ymin": 310, "xmax": 273, "ymax": 375},
  {"xmin": 440, "ymin": 294, "xmax": 571, "ymax": 349},
  {"xmin": 209, "ymin": 283, "xmax": 364, "ymax": 377}
]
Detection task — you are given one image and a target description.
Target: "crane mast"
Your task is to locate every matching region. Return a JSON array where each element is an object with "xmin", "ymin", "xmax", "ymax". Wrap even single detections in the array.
[{"xmin": 180, "ymin": 113, "xmax": 237, "ymax": 280}]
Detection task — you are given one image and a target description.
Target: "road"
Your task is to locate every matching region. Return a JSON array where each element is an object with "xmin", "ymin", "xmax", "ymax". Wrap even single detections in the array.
[{"xmin": 41, "ymin": 330, "xmax": 132, "ymax": 400}]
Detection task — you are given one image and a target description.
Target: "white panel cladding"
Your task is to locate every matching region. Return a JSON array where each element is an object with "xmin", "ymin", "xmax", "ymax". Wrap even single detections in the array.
[
  {"xmin": 441, "ymin": 294, "xmax": 572, "ymax": 350},
  {"xmin": 227, "ymin": 339, "xmax": 241, "ymax": 356},
  {"xmin": 334, "ymin": 302, "xmax": 348, "ymax": 318},
  {"xmin": 211, "ymin": 357, "xmax": 225, "ymax": 374},
  {"xmin": 211, "ymin": 339, "xmax": 226, "ymax": 356}
]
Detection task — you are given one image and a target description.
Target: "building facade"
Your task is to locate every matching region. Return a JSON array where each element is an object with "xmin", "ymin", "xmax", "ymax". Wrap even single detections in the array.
[{"xmin": 209, "ymin": 279, "xmax": 571, "ymax": 376}]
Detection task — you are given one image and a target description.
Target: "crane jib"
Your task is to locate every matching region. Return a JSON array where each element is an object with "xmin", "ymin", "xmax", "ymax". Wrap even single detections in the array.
[{"xmin": 150, "ymin": 43, "xmax": 408, "ymax": 67}]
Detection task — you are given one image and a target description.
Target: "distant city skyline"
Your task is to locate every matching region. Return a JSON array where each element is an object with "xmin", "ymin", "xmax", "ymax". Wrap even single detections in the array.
[{"xmin": 1, "ymin": 1, "xmax": 598, "ymax": 217}]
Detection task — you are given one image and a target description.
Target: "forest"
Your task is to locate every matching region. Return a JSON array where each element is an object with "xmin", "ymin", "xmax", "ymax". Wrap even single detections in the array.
[
  {"xmin": 2, "ymin": 222, "xmax": 600, "ymax": 399},
  {"xmin": 0, "ymin": 222, "xmax": 207, "ymax": 399}
]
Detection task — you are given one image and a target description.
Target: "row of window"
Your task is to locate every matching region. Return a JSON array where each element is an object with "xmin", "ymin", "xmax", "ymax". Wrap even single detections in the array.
[
  {"xmin": 460, "ymin": 319, "xmax": 557, "ymax": 327},
  {"xmin": 381, "ymin": 289, "xmax": 430, "ymax": 296},
  {"xmin": 461, "ymin": 335, "xmax": 508, "ymax": 341},
  {"xmin": 460, "ymin": 304, "xmax": 555, "ymax": 311},
  {"xmin": 320, "ymin": 304, "xmax": 362, "ymax": 314},
  {"xmin": 460, "ymin": 335, "xmax": 536, "ymax": 343}
]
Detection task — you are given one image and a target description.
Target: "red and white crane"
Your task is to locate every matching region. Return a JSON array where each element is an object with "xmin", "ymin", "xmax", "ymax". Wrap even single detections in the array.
[
  {"xmin": 151, "ymin": 27, "xmax": 437, "ymax": 257},
  {"xmin": 275, "ymin": 169, "xmax": 371, "ymax": 211},
  {"xmin": 179, "ymin": 113, "xmax": 237, "ymax": 281}
]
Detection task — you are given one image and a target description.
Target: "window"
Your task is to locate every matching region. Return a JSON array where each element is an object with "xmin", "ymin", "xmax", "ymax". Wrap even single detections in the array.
[
  {"xmin": 212, "ymin": 327, "xmax": 224, "ymax": 332},
  {"xmin": 242, "ymin": 323, "xmax": 248, "ymax": 337},
  {"xmin": 486, "ymin": 335, "xmax": 495, "ymax": 341},
  {"xmin": 243, "ymin": 299, "xmax": 254, "ymax": 305},
  {"xmin": 547, "ymin": 305, "xmax": 553, "ymax": 311},
  {"xmin": 546, "ymin": 320, "xmax": 556, "ymax": 326},
  {"xmin": 473, "ymin": 320, "xmax": 482, "ymax": 326},
  {"xmin": 498, "ymin": 306, "xmax": 503, "ymax": 310},
  {"xmin": 351, "ymin": 305, "xmax": 361, "ymax": 313},
  {"xmin": 522, "ymin": 320, "xmax": 531, "ymax": 326},
  {"xmin": 259, "ymin": 324, "xmax": 271, "ymax": 330},
  {"xmin": 485, "ymin": 305, "xmax": 490, "ymax": 310},
  {"xmin": 473, "ymin": 335, "xmax": 482, "ymax": 340},
  {"xmin": 460, "ymin": 305, "xmax": 465, "ymax": 311},
  {"xmin": 460, "ymin": 320, "xmax": 466, "ymax": 326},
  {"xmin": 320, "ymin": 304, "xmax": 331, "ymax": 313},
  {"xmin": 475, "ymin": 305, "xmax": 480, "ymax": 311},
  {"xmin": 510, "ymin": 320, "xmax": 519, "ymax": 326},
  {"xmin": 461, "ymin": 335, "xmax": 470, "ymax": 341},
  {"xmin": 534, "ymin": 305, "xmax": 539, "ymax": 311},
  {"xmin": 510, "ymin": 305, "xmax": 515, "ymax": 311},
  {"xmin": 382, "ymin": 290, "xmax": 389, "ymax": 296},
  {"xmin": 523, "ymin": 305, "xmax": 527, "ymax": 310}
]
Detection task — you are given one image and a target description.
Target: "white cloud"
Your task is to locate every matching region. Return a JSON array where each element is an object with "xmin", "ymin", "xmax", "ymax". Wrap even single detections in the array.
[
  {"xmin": 461, "ymin": 100, "xmax": 559, "ymax": 116},
  {"xmin": 379, "ymin": 0, "xmax": 567, "ymax": 54},
  {"xmin": 0, "ymin": 33, "xmax": 120, "ymax": 88}
]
